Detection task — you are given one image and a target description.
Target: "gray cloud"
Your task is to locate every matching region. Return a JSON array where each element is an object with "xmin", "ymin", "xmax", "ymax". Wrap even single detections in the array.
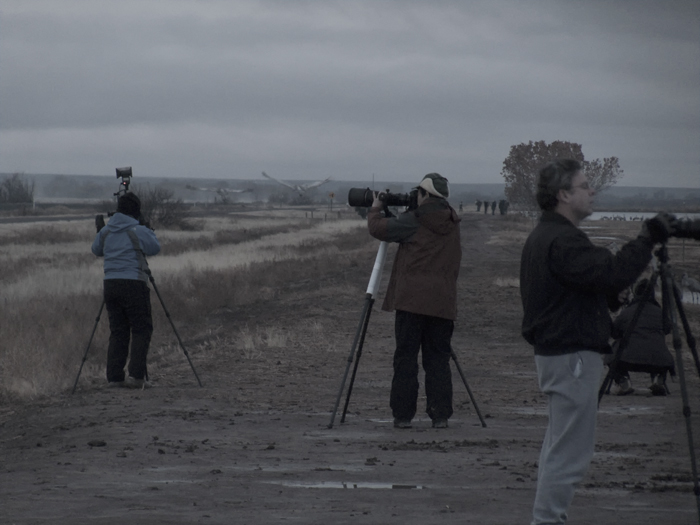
[{"xmin": 1, "ymin": 0, "xmax": 698, "ymax": 186}]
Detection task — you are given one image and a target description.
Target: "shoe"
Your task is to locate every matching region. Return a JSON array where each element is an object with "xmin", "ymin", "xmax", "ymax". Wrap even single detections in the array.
[
  {"xmin": 107, "ymin": 381, "xmax": 124, "ymax": 388},
  {"xmin": 124, "ymin": 376, "xmax": 151, "ymax": 389},
  {"xmin": 432, "ymin": 419, "xmax": 449, "ymax": 429},
  {"xmin": 650, "ymin": 376, "xmax": 667, "ymax": 396},
  {"xmin": 613, "ymin": 378, "xmax": 634, "ymax": 396},
  {"xmin": 649, "ymin": 383, "xmax": 666, "ymax": 396},
  {"xmin": 393, "ymin": 418, "xmax": 412, "ymax": 429}
]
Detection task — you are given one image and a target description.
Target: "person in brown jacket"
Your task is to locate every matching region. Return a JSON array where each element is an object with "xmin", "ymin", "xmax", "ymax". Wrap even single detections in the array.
[{"xmin": 368, "ymin": 173, "xmax": 462, "ymax": 429}]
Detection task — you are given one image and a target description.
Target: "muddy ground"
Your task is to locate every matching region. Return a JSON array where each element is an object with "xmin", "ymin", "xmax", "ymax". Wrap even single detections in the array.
[{"xmin": 2, "ymin": 210, "xmax": 700, "ymax": 524}]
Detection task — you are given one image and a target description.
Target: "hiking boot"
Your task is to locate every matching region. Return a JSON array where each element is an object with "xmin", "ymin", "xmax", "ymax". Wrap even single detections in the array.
[
  {"xmin": 124, "ymin": 376, "xmax": 151, "ymax": 390},
  {"xmin": 432, "ymin": 419, "xmax": 449, "ymax": 429},
  {"xmin": 650, "ymin": 376, "xmax": 667, "ymax": 396},
  {"xmin": 393, "ymin": 418, "xmax": 412, "ymax": 429},
  {"xmin": 613, "ymin": 378, "xmax": 634, "ymax": 396}
]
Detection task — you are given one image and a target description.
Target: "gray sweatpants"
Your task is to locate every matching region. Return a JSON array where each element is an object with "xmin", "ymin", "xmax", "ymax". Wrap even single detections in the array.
[{"xmin": 531, "ymin": 351, "xmax": 603, "ymax": 525}]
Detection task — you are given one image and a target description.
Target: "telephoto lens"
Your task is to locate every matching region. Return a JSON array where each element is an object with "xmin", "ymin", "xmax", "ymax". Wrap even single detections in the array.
[
  {"xmin": 672, "ymin": 218, "xmax": 700, "ymax": 240},
  {"xmin": 347, "ymin": 188, "xmax": 375, "ymax": 207},
  {"xmin": 347, "ymin": 188, "xmax": 413, "ymax": 208}
]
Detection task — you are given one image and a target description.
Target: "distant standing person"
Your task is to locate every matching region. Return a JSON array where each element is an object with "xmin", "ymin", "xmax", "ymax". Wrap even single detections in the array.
[
  {"xmin": 368, "ymin": 173, "xmax": 462, "ymax": 429},
  {"xmin": 607, "ymin": 278, "xmax": 675, "ymax": 396},
  {"xmin": 476, "ymin": 199, "xmax": 482, "ymax": 212},
  {"xmin": 520, "ymin": 159, "xmax": 673, "ymax": 525},
  {"xmin": 491, "ymin": 201, "xmax": 497, "ymax": 215},
  {"xmin": 92, "ymin": 193, "xmax": 161, "ymax": 389}
]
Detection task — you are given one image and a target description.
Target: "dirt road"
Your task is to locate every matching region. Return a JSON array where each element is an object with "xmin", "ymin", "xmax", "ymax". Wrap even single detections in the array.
[{"xmin": 2, "ymin": 212, "xmax": 699, "ymax": 524}]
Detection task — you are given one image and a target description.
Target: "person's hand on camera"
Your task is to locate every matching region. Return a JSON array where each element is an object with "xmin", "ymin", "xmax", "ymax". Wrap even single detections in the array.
[
  {"xmin": 641, "ymin": 212, "xmax": 676, "ymax": 244},
  {"xmin": 95, "ymin": 214, "xmax": 105, "ymax": 233},
  {"xmin": 372, "ymin": 191, "xmax": 384, "ymax": 208}
]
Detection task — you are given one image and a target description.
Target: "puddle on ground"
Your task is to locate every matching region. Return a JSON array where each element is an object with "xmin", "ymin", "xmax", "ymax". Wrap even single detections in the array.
[{"xmin": 265, "ymin": 481, "xmax": 426, "ymax": 490}]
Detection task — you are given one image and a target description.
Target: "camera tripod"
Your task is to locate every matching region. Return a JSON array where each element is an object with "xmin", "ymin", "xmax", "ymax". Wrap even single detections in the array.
[
  {"xmin": 328, "ymin": 241, "xmax": 487, "ymax": 429},
  {"xmin": 599, "ymin": 243, "xmax": 700, "ymax": 521},
  {"xmin": 72, "ymin": 247, "xmax": 203, "ymax": 393}
]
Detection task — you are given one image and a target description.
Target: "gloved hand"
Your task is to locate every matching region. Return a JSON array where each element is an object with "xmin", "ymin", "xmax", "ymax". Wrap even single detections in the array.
[
  {"xmin": 641, "ymin": 212, "xmax": 676, "ymax": 244},
  {"xmin": 95, "ymin": 214, "xmax": 105, "ymax": 233}
]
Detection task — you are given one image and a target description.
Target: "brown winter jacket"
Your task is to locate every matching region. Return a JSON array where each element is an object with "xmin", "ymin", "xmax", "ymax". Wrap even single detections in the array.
[{"xmin": 368, "ymin": 197, "xmax": 462, "ymax": 320}]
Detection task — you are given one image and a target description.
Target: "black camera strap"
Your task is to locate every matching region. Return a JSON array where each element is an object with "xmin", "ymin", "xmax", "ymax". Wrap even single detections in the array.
[{"xmin": 126, "ymin": 229, "xmax": 150, "ymax": 281}]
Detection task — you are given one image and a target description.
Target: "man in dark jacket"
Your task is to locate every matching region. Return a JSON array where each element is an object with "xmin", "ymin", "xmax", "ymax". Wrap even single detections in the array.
[
  {"xmin": 92, "ymin": 193, "xmax": 161, "ymax": 389},
  {"xmin": 368, "ymin": 173, "xmax": 461, "ymax": 429},
  {"xmin": 520, "ymin": 159, "xmax": 674, "ymax": 525}
]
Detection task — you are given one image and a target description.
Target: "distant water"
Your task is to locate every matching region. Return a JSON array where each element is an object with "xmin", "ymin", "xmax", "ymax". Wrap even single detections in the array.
[{"xmin": 586, "ymin": 211, "xmax": 700, "ymax": 221}]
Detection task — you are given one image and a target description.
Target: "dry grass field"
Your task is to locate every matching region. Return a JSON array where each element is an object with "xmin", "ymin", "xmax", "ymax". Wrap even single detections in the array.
[
  {"xmin": 0, "ymin": 206, "xmax": 368, "ymax": 398},
  {"xmin": 1, "ymin": 205, "xmax": 700, "ymax": 524}
]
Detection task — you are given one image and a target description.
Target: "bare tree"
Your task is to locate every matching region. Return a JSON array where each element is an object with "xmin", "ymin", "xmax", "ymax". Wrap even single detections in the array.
[
  {"xmin": 501, "ymin": 140, "xmax": 624, "ymax": 211},
  {"xmin": 0, "ymin": 173, "xmax": 35, "ymax": 203},
  {"xmin": 583, "ymin": 156, "xmax": 624, "ymax": 193},
  {"xmin": 133, "ymin": 184, "xmax": 192, "ymax": 229}
]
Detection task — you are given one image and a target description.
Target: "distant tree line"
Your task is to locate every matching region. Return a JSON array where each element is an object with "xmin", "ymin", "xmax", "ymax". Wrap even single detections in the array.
[{"xmin": 0, "ymin": 173, "xmax": 35, "ymax": 203}]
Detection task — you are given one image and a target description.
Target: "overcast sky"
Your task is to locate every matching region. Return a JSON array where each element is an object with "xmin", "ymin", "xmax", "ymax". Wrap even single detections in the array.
[{"xmin": 1, "ymin": 0, "xmax": 698, "ymax": 187}]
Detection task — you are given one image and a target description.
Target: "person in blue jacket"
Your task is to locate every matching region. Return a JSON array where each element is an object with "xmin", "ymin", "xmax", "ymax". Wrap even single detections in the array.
[{"xmin": 92, "ymin": 192, "xmax": 161, "ymax": 389}]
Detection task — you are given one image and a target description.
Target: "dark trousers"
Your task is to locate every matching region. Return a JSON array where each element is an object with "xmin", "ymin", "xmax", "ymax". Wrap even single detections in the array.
[
  {"xmin": 104, "ymin": 279, "xmax": 153, "ymax": 382},
  {"xmin": 391, "ymin": 310, "xmax": 454, "ymax": 421}
]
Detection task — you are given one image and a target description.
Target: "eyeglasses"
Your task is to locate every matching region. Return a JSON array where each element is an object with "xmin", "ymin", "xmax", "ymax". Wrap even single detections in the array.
[{"xmin": 570, "ymin": 182, "xmax": 591, "ymax": 191}]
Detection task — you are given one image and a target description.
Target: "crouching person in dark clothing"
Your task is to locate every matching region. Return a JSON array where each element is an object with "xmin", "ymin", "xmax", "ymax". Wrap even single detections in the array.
[
  {"xmin": 607, "ymin": 278, "xmax": 675, "ymax": 396},
  {"xmin": 368, "ymin": 173, "xmax": 462, "ymax": 429},
  {"xmin": 92, "ymin": 193, "xmax": 161, "ymax": 389}
]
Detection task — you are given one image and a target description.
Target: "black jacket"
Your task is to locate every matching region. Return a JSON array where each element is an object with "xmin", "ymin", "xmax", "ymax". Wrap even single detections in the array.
[{"xmin": 520, "ymin": 211, "xmax": 654, "ymax": 356}]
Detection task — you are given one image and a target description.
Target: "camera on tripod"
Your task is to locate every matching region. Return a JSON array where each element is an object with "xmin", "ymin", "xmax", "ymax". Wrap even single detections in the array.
[
  {"xmin": 95, "ymin": 167, "xmax": 139, "ymax": 233},
  {"xmin": 347, "ymin": 187, "xmax": 418, "ymax": 211},
  {"xmin": 115, "ymin": 167, "xmax": 133, "ymax": 197},
  {"xmin": 671, "ymin": 218, "xmax": 700, "ymax": 241}
]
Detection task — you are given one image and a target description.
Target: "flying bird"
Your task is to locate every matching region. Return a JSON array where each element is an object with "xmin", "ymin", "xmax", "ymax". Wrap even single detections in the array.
[{"xmin": 261, "ymin": 171, "xmax": 331, "ymax": 196}]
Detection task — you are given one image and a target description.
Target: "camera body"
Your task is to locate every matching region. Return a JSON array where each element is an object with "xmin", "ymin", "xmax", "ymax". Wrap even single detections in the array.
[
  {"xmin": 348, "ymin": 187, "xmax": 418, "ymax": 211},
  {"xmin": 115, "ymin": 167, "xmax": 133, "ymax": 197},
  {"xmin": 96, "ymin": 167, "xmax": 140, "ymax": 232}
]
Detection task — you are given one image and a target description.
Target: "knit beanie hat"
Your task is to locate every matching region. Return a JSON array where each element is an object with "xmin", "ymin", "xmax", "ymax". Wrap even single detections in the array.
[
  {"xmin": 418, "ymin": 173, "xmax": 449, "ymax": 199},
  {"xmin": 117, "ymin": 192, "xmax": 141, "ymax": 219}
]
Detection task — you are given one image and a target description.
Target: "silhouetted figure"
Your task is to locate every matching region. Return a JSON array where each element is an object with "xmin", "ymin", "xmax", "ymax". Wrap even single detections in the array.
[
  {"xmin": 491, "ymin": 201, "xmax": 497, "ymax": 215},
  {"xmin": 607, "ymin": 279, "xmax": 676, "ymax": 396},
  {"xmin": 459, "ymin": 202, "xmax": 463, "ymax": 213},
  {"xmin": 476, "ymin": 200, "xmax": 482, "ymax": 212},
  {"xmin": 498, "ymin": 200, "xmax": 510, "ymax": 215},
  {"xmin": 484, "ymin": 201, "xmax": 489, "ymax": 214}
]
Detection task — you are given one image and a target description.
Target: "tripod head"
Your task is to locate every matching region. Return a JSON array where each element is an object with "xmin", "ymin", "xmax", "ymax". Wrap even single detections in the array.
[{"xmin": 114, "ymin": 167, "xmax": 133, "ymax": 197}]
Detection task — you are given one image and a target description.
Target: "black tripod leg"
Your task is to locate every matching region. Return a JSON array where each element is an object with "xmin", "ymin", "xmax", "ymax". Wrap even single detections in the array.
[
  {"xmin": 340, "ymin": 297, "xmax": 375, "ymax": 423},
  {"xmin": 663, "ymin": 272, "xmax": 700, "ymax": 518},
  {"xmin": 72, "ymin": 299, "xmax": 105, "ymax": 394},
  {"xmin": 148, "ymin": 273, "xmax": 203, "ymax": 387},
  {"xmin": 328, "ymin": 294, "xmax": 372, "ymax": 428},
  {"xmin": 451, "ymin": 351, "xmax": 487, "ymax": 428},
  {"xmin": 672, "ymin": 282, "xmax": 700, "ymax": 378}
]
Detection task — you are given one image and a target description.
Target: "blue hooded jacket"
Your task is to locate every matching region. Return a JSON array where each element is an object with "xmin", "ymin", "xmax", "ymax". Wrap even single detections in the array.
[{"xmin": 91, "ymin": 212, "xmax": 161, "ymax": 281}]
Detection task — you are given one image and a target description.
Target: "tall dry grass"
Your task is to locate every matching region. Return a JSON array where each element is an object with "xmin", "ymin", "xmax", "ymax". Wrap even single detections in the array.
[{"xmin": 0, "ymin": 213, "xmax": 370, "ymax": 399}]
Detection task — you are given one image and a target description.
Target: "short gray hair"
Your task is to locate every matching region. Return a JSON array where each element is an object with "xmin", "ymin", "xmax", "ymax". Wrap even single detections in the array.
[{"xmin": 536, "ymin": 159, "xmax": 582, "ymax": 211}]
